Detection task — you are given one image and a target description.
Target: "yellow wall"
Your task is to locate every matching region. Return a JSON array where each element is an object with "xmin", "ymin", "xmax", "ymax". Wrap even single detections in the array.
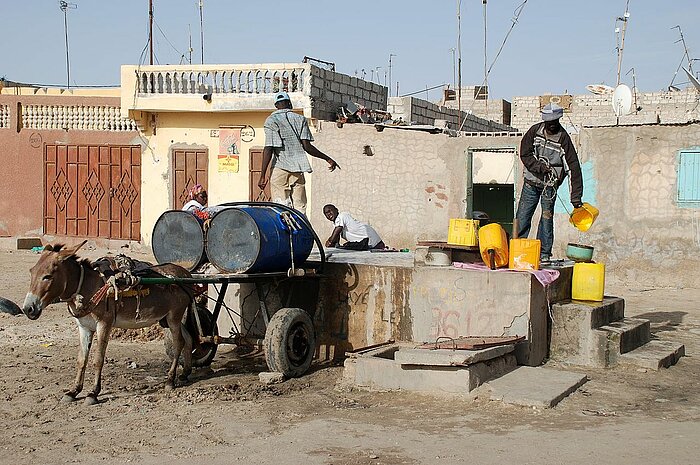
[{"xmin": 139, "ymin": 110, "xmax": 308, "ymax": 245}]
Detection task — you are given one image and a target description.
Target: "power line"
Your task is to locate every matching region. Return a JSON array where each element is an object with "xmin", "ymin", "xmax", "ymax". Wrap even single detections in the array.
[{"xmin": 458, "ymin": 0, "xmax": 529, "ymax": 132}]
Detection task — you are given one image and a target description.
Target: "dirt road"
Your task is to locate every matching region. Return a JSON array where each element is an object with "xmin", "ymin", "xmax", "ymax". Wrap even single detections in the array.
[{"xmin": 1, "ymin": 248, "xmax": 698, "ymax": 465}]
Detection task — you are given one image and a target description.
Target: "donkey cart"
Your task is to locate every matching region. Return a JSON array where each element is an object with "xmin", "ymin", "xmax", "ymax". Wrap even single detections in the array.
[{"xmin": 150, "ymin": 201, "xmax": 327, "ymax": 378}]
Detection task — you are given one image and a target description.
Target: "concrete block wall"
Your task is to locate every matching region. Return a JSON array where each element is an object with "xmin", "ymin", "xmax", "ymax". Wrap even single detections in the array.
[
  {"xmin": 512, "ymin": 89, "xmax": 700, "ymax": 131},
  {"xmin": 309, "ymin": 65, "xmax": 388, "ymax": 121},
  {"xmin": 442, "ymin": 86, "xmax": 512, "ymax": 125},
  {"xmin": 388, "ymin": 96, "xmax": 514, "ymax": 132}
]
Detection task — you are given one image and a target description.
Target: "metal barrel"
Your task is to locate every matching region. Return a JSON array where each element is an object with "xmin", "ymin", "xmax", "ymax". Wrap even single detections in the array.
[
  {"xmin": 205, "ymin": 206, "xmax": 314, "ymax": 274},
  {"xmin": 152, "ymin": 210, "xmax": 206, "ymax": 271}
]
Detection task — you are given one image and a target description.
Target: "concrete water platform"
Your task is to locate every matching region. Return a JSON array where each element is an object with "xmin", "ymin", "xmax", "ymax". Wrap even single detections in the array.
[{"xmin": 483, "ymin": 366, "xmax": 588, "ymax": 408}]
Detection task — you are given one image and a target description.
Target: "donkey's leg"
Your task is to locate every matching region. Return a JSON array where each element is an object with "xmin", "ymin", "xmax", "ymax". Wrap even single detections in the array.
[
  {"xmin": 179, "ymin": 322, "xmax": 193, "ymax": 381},
  {"xmin": 85, "ymin": 319, "xmax": 112, "ymax": 406},
  {"xmin": 63, "ymin": 324, "xmax": 94, "ymax": 403},
  {"xmin": 165, "ymin": 312, "xmax": 187, "ymax": 390}
]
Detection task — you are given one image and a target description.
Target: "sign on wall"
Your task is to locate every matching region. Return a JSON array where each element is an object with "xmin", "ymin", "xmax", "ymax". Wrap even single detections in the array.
[{"xmin": 218, "ymin": 128, "xmax": 240, "ymax": 173}]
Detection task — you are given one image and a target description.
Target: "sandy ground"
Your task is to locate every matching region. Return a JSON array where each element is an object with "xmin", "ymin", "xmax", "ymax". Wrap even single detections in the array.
[{"xmin": 1, "ymin": 247, "xmax": 699, "ymax": 465}]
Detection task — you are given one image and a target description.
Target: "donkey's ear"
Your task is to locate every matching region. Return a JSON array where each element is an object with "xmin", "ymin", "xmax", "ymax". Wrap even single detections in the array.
[
  {"xmin": 43, "ymin": 244, "xmax": 54, "ymax": 252},
  {"xmin": 59, "ymin": 240, "xmax": 88, "ymax": 258}
]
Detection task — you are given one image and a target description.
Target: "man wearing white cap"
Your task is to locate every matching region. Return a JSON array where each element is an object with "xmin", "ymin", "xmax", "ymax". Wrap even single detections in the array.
[
  {"xmin": 515, "ymin": 103, "xmax": 583, "ymax": 263},
  {"xmin": 258, "ymin": 91, "xmax": 339, "ymax": 215}
]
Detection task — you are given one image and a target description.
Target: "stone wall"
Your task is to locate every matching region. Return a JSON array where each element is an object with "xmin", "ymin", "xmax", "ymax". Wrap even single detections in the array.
[
  {"xmin": 309, "ymin": 123, "xmax": 521, "ymax": 248},
  {"xmin": 555, "ymin": 123, "xmax": 700, "ymax": 288},
  {"xmin": 388, "ymin": 96, "xmax": 514, "ymax": 132},
  {"xmin": 512, "ymin": 89, "xmax": 699, "ymax": 132}
]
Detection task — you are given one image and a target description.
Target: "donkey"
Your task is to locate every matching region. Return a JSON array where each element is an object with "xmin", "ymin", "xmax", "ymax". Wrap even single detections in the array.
[{"xmin": 22, "ymin": 241, "xmax": 194, "ymax": 405}]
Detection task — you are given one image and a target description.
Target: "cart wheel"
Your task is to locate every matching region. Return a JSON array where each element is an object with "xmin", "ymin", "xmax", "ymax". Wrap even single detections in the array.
[
  {"xmin": 164, "ymin": 305, "xmax": 218, "ymax": 367},
  {"xmin": 264, "ymin": 307, "xmax": 315, "ymax": 378}
]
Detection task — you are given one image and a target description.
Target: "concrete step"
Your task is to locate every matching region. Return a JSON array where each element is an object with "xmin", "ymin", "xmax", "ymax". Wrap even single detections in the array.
[
  {"xmin": 552, "ymin": 297, "xmax": 625, "ymax": 330},
  {"xmin": 483, "ymin": 366, "xmax": 588, "ymax": 408},
  {"xmin": 618, "ymin": 340, "xmax": 686, "ymax": 370},
  {"xmin": 550, "ymin": 297, "xmax": 625, "ymax": 366},
  {"xmin": 591, "ymin": 318, "xmax": 651, "ymax": 367},
  {"xmin": 600, "ymin": 317, "xmax": 651, "ymax": 354}
]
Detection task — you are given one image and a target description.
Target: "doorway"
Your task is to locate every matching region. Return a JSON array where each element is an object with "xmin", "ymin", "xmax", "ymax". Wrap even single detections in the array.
[
  {"xmin": 249, "ymin": 148, "xmax": 271, "ymax": 201},
  {"xmin": 173, "ymin": 149, "xmax": 208, "ymax": 209},
  {"xmin": 470, "ymin": 148, "xmax": 517, "ymax": 233}
]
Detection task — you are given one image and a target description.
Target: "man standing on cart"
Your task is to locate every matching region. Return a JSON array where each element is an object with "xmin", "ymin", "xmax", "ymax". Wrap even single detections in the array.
[{"xmin": 258, "ymin": 91, "xmax": 340, "ymax": 215}]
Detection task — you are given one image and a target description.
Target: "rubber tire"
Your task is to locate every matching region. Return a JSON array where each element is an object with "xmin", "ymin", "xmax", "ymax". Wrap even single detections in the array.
[
  {"xmin": 0, "ymin": 296, "xmax": 22, "ymax": 316},
  {"xmin": 264, "ymin": 307, "xmax": 315, "ymax": 378},
  {"xmin": 164, "ymin": 305, "xmax": 218, "ymax": 367}
]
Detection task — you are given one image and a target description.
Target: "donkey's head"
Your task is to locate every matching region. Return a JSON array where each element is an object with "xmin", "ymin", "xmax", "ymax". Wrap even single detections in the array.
[{"xmin": 23, "ymin": 241, "xmax": 87, "ymax": 320}]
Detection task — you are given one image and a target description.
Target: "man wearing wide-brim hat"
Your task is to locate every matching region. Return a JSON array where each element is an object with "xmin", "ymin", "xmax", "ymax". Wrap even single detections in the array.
[
  {"xmin": 515, "ymin": 102, "xmax": 583, "ymax": 263},
  {"xmin": 258, "ymin": 91, "xmax": 339, "ymax": 215}
]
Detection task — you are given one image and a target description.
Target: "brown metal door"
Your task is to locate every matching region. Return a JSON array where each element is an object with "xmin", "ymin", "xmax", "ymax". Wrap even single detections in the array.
[
  {"xmin": 44, "ymin": 145, "xmax": 141, "ymax": 240},
  {"xmin": 173, "ymin": 149, "xmax": 208, "ymax": 208},
  {"xmin": 249, "ymin": 148, "xmax": 271, "ymax": 201}
]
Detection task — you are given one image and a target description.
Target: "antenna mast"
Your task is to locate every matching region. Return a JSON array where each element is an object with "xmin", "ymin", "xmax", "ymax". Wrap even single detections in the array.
[
  {"xmin": 149, "ymin": 0, "xmax": 154, "ymax": 65},
  {"xmin": 457, "ymin": 0, "xmax": 462, "ymax": 116},
  {"xmin": 59, "ymin": 1, "xmax": 77, "ymax": 89},
  {"xmin": 188, "ymin": 24, "xmax": 193, "ymax": 64},
  {"xmin": 388, "ymin": 53, "xmax": 396, "ymax": 97},
  {"xmin": 615, "ymin": 0, "xmax": 631, "ymax": 86},
  {"xmin": 199, "ymin": 0, "xmax": 204, "ymax": 64}
]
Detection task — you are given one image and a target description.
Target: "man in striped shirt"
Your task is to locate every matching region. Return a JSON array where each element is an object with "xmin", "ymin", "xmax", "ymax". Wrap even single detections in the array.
[{"xmin": 258, "ymin": 91, "xmax": 339, "ymax": 215}]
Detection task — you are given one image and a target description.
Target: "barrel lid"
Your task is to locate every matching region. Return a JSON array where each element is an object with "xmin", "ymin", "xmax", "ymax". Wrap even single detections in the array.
[
  {"xmin": 152, "ymin": 210, "xmax": 205, "ymax": 271},
  {"xmin": 206, "ymin": 208, "xmax": 260, "ymax": 273}
]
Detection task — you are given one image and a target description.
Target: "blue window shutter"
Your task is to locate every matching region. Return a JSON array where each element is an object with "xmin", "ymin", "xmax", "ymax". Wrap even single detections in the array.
[{"xmin": 678, "ymin": 151, "xmax": 700, "ymax": 205}]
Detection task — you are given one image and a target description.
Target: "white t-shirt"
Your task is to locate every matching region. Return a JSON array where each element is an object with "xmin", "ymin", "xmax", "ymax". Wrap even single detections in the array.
[
  {"xmin": 334, "ymin": 212, "xmax": 382, "ymax": 248},
  {"xmin": 182, "ymin": 200, "xmax": 204, "ymax": 212}
]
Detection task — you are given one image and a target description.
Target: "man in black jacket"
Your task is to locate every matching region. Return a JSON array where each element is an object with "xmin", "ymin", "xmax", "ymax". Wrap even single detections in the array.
[{"xmin": 515, "ymin": 103, "xmax": 583, "ymax": 262}]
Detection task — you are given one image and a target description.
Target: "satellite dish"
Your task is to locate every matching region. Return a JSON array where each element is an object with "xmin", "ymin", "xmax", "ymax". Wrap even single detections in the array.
[
  {"xmin": 586, "ymin": 84, "xmax": 614, "ymax": 95},
  {"xmin": 612, "ymin": 84, "xmax": 633, "ymax": 116},
  {"xmin": 683, "ymin": 67, "xmax": 700, "ymax": 92}
]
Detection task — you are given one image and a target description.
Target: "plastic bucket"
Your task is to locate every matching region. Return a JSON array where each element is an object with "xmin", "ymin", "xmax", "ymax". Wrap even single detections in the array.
[
  {"xmin": 509, "ymin": 239, "xmax": 541, "ymax": 270},
  {"xmin": 205, "ymin": 206, "xmax": 314, "ymax": 273},
  {"xmin": 478, "ymin": 223, "xmax": 509, "ymax": 269},
  {"xmin": 152, "ymin": 210, "xmax": 206, "ymax": 271},
  {"xmin": 572, "ymin": 262, "xmax": 605, "ymax": 301},
  {"xmin": 569, "ymin": 202, "xmax": 599, "ymax": 232},
  {"xmin": 447, "ymin": 219, "xmax": 479, "ymax": 246}
]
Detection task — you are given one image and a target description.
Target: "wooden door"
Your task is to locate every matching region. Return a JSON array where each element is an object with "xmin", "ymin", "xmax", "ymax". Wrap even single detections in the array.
[
  {"xmin": 173, "ymin": 149, "xmax": 208, "ymax": 208},
  {"xmin": 249, "ymin": 148, "xmax": 271, "ymax": 201},
  {"xmin": 44, "ymin": 145, "xmax": 141, "ymax": 240}
]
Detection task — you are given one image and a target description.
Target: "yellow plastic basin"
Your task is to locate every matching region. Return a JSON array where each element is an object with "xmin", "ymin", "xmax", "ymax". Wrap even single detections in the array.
[{"xmin": 569, "ymin": 202, "xmax": 599, "ymax": 232}]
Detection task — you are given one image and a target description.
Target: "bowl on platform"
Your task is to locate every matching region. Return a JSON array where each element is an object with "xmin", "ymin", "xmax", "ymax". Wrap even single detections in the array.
[{"xmin": 566, "ymin": 243, "xmax": 594, "ymax": 262}]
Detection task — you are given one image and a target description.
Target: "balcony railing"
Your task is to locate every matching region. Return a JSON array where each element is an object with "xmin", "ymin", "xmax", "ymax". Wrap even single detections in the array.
[{"xmin": 134, "ymin": 64, "xmax": 311, "ymax": 96}]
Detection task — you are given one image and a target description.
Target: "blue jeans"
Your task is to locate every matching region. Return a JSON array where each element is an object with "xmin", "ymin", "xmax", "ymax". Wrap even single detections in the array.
[{"xmin": 516, "ymin": 182, "xmax": 556, "ymax": 259}]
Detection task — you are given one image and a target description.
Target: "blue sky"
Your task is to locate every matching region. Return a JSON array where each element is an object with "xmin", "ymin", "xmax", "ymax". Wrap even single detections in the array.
[{"xmin": 3, "ymin": 1, "xmax": 699, "ymax": 101}]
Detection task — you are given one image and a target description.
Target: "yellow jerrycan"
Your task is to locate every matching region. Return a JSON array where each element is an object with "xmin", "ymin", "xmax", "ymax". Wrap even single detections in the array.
[
  {"xmin": 572, "ymin": 262, "xmax": 605, "ymax": 301},
  {"xmin": 509, "ymin": 238, "xmax": 541, "ymax": 270},
  {"xmin": 478, "ymin": 223, "xmax": 509, "ymax": 269}
]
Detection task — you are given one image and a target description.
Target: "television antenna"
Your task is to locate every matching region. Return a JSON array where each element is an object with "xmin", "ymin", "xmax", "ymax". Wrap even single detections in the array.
[
  {"xmin": 625, "ymin": 67, "xmax": 641, "ymax": 112},
  {"xmin": 59, "ymin": 1, "xmax": 77, "ymax": 89},
  {"xmin": 614, "ymin": 0, "xmax": 631, "ymax": 86},
  {"xmin": 612, "ymin": 84, "xmax": 633, "ymax": 117},
  {"xmin": 683, "ymin": 67, "xmax": 700, "ymax": 93},
  {"xmin": 669, "ymin": 25, "xmax": 694, "ymax": 89}
]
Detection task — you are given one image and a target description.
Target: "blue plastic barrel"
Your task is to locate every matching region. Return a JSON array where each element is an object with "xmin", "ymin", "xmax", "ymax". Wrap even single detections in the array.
[
  {"xmin": 152, "ymin": 210, "xmax": 206, "ymax": 271},
  {"xmin": 205, "ymin": 206, "xmax": 314, "ymax": 274}
]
